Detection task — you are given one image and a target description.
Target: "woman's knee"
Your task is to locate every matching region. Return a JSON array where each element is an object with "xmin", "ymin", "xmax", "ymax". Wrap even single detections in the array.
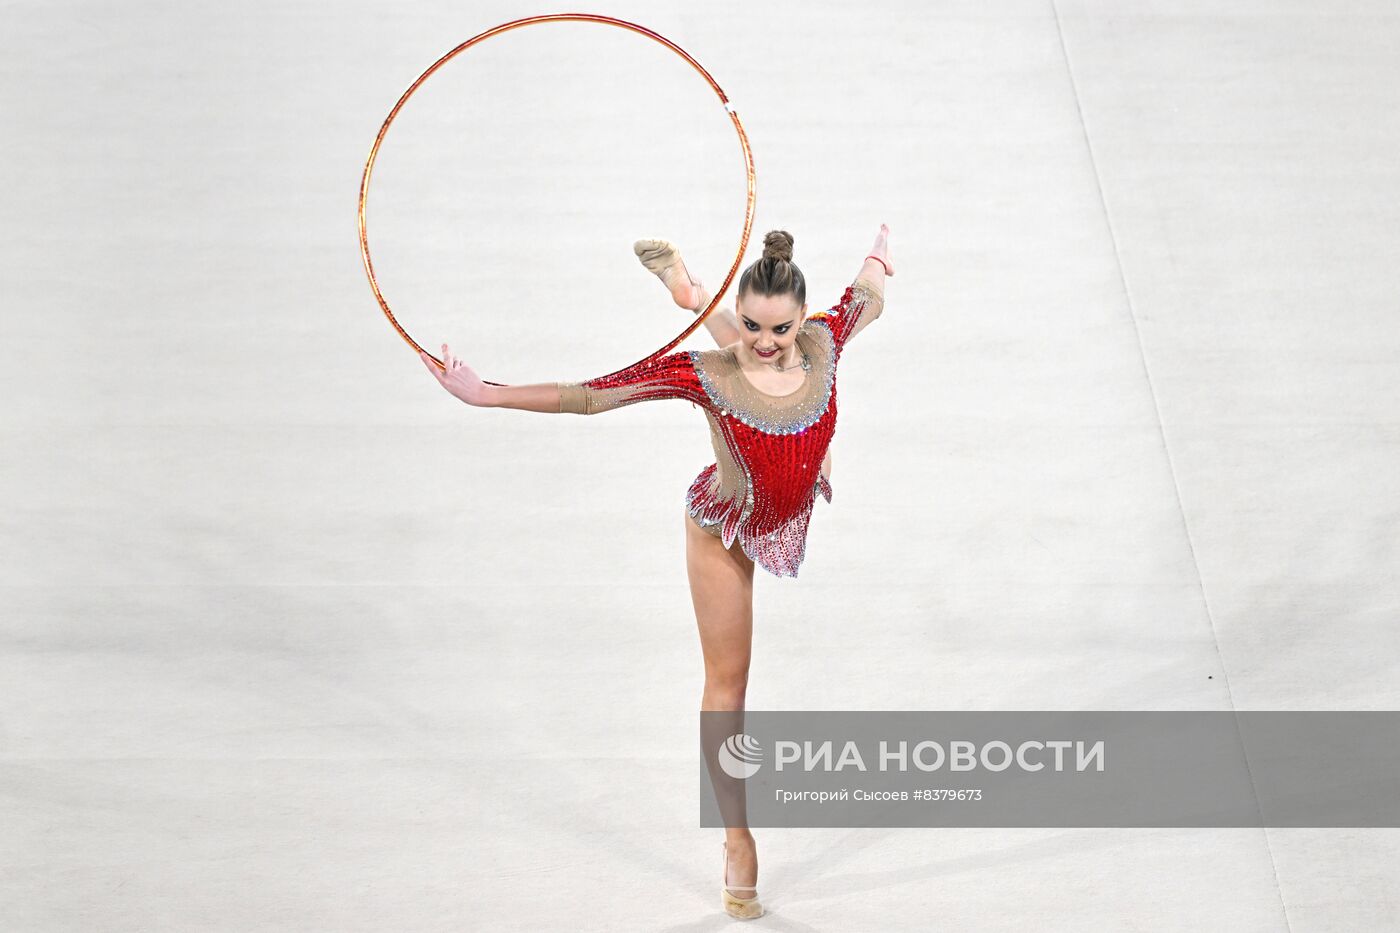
[{"xmin": 702, "ymin": 678, "xmax": 749, "ymax": 709}]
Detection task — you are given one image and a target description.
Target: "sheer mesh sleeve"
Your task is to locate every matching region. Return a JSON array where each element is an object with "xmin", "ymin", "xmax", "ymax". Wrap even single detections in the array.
[
  {"xmin": 806, "ymin": 277, "xmax": 884, "ymax": 355},
  {"xmin": 556, "ymin": 349, "xmax": 713, "ymax": 415}
]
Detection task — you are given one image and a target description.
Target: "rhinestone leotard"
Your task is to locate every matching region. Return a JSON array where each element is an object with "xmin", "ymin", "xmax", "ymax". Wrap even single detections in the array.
[{"xmin": 557, "ymin": 276, "xmax": 884, "ymax": 578}]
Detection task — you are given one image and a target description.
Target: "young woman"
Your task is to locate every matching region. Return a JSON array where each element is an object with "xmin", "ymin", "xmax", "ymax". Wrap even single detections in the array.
[{"xmin": 420, "ymin": 225, "xmax": 893, "ymax": 920}]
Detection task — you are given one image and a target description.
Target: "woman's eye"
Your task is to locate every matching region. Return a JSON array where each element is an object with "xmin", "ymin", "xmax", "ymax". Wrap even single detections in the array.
[
  {"xmin": 745, "ymin": 321, "xmax": 759, "ymax": 331},
  {"xmin": 775, "ymin": 326, "xmax": 790, "ymax": 334}
]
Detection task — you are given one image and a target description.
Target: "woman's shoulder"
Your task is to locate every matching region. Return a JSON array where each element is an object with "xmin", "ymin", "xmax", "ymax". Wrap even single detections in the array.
[
  {"xmin": 693, "ymin": 344, "xmax": 741, "ymax": 368},
  {"xmin": 798, "ymin": 313, "xmax": 838, "ymax": 353}
]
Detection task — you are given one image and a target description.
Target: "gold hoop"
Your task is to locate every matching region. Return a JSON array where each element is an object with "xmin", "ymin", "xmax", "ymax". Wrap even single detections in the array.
[{"xmin": 358, "ymin": 13, "xmax": 757, "ymax": 381}]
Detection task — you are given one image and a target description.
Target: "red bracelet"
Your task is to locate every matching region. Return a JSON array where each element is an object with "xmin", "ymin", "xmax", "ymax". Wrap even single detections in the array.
[{"xmin": 864, "ymin": 253, "xmax": 893, "ymax": 276}]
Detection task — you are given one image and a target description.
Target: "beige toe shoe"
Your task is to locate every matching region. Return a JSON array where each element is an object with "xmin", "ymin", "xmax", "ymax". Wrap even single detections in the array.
[
  {"xmin": 633, "ymin": 237, "xmax": 682, "ymax": 276},
  {"xmin": 721, "ymin": 841, "xmax": 766, "ymax": 920}
]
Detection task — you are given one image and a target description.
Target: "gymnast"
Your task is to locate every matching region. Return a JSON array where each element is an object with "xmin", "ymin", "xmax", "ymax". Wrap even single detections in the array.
[{"xmin": 420, "ymin": 224, "xmax": 894, "ymax": 919}]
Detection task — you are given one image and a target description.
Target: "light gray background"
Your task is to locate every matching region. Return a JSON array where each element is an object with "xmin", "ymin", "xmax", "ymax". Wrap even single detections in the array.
[{"xmin": 3, "ymin": 1, "xmax": 1398, "ymax": 930}]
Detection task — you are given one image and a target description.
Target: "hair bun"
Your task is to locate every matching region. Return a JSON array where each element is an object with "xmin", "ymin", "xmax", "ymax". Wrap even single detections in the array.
[{"xmin": 761, "ymin": 229, "xmax": 795, "ymax": 263}]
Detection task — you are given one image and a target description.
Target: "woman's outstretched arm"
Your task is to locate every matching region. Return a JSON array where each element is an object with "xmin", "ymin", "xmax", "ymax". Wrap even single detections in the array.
[
  {"xmin": 857, "ymin": 223, "xmax": 893, "ymax": 289},
  {"xmin": 419, "ymin": 344, "xmax": 713, "ymax": 415},
  {"xmin": 856, "ymin": 257, "xmax": 886, "ymax": 290},
  {"xmin": 419, "ymin": 344, "xmax": 561, "ymax": 412},
  {"xmin": 840, "ymin": 224, "xmax": 894, "ymax": 347},
  {"xmin": 485, "ymin": 382, "xmax": 563, "ymax": 412}
]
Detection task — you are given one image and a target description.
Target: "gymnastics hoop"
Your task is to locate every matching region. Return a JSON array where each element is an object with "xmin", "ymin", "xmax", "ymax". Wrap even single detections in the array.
[{"xmin": 358, "ymin": 13, "xmax": 757, "ymax": 381}]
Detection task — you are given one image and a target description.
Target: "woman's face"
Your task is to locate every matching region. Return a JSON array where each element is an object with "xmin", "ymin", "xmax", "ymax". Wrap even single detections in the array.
[{"xmin": 736, "ymin": 291, "xmax": 808, "ymax": 363}]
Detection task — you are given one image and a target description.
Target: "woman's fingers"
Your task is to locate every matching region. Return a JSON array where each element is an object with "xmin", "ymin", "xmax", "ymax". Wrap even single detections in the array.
[
  {"xmin": 423, "ymin": 341, "xmax": 482, "ymax": 396},
  {"xmin": 421, "ymin": 350, "xmax": 446, "ymax": 384}
]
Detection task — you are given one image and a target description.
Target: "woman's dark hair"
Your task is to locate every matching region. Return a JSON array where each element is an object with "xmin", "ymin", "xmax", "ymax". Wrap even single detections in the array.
[{"xmin": 737, "ymin": 229, "xmax": 806, "ymax": 307}]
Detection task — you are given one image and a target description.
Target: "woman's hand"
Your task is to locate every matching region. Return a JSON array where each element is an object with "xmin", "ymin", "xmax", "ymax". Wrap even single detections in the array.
[
  {"xmin": 419, "ymin": 343, "xmax": 493, "ymax": 407},
  {"xmin": 866, "ymin": 223, "xmax": 894, "ymax": 276}
]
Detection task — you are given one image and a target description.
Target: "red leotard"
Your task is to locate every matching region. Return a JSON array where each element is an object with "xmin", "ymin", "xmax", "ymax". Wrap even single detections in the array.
[{"xmin": 557, "ymin": 276, "xmax": 884, "ymax": 578}]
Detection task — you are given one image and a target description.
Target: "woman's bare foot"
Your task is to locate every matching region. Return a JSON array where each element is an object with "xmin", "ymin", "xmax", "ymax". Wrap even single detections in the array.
[{"xmin": 634, "ymin": 238, "xmax": 703, "ymax": 311}]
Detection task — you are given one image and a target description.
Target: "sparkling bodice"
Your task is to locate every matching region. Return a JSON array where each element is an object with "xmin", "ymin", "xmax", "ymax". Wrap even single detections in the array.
[{"xmin": 558, "ymin": 277, "xmax": 884, "ymax": 577}]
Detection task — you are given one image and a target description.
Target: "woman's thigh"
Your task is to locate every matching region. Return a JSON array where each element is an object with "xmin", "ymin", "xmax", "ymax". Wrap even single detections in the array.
[{"xmin": 684, "ymin": 511, "xmax": 756, "ymax": 680}]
